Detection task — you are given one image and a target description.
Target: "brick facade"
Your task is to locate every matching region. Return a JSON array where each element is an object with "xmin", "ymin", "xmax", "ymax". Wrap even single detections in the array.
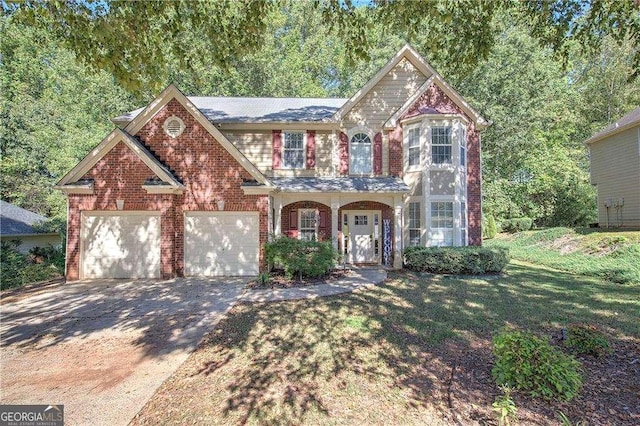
[{"xmin": 66, "ymin": 99, "xmax": 268, "ymax": 280}]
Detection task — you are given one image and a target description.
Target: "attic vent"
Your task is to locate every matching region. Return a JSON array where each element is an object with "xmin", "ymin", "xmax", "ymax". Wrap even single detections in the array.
[{"xmin": 163, "ymin": 116, "xmax": 185, "ymax": 138}]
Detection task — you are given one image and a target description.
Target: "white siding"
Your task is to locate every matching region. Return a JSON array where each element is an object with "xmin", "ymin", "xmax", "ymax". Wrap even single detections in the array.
[
  {"xmin": 343, "ymin": 58, "xmax": 429, "ymax": 131},
  {"xmin": 223, "ymin": 131, "xmax": 272, "ymax": 172},
  {"xmin": 590, "ymin": 126, "xmax": 640, "ymax": 227}
]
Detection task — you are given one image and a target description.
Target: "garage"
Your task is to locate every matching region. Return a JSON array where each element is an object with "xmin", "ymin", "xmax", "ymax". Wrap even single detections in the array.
[
  {"xmin": 81, "ymin": 212, "xmax": 161, "ymax": 279},
  {"xmin": 184, "ymin": 212, "xmax": 259, "ymax": 276}
]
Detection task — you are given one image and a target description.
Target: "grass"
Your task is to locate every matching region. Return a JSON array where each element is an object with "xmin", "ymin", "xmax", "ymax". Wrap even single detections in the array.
[
  {"xmin": 132, "ymin": 261, "xmax": 639, "ymax": 425},
  {"xmin": 485, "ymin": 228, "xmax": 640, "ymax": 284}
]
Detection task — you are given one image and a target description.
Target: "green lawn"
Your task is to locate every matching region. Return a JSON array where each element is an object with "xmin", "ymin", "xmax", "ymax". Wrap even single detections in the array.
[
  {"xmin": 485, "ymin": 228, "xmax": 640, "ymax": 284},
  {"xmin": 132, "ymin": 261, "xmax": 640, "ymax": 425}
]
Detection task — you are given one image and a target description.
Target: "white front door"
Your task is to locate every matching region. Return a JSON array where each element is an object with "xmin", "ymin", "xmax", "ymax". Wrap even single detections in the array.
[{"xmin": 345, "ymin": 210, "xmax": 379, "ymax": 263}]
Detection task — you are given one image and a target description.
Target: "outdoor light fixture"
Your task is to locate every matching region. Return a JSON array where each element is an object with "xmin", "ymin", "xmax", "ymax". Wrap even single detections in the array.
[
  {"xmin": 116, "ymin": 199, "xmax": 124, "ymax": 210},
  {"xmin": 216, "ymin": 199, "xmax": 225, "ymax": 211}
]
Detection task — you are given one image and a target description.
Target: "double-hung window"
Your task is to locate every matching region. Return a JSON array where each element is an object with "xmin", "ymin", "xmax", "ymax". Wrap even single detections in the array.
[
  {"xmin": 431, "ymin": 201, "xmax": 454, "ymax": 246},
  {"xmin": 408, "ymin": 202, "xmax": 422, "ymax": 246},
  {"xmin": 408, "ymin": 128, "xmax": 421, "ymax": 167},
  {"xmin": 431, "ymin": 126, "xmax": 452, "ymax": 165},
  {"xmin": 299, "ymin": 209, "xmax": 317, "ymax": 241},
  {"xmin": 283, "ymin": 131, "xmax": 305, "ymax": 169},
  {"xmin": 460, "ymin": 127, "xmax": 467, "ymax": 167}
]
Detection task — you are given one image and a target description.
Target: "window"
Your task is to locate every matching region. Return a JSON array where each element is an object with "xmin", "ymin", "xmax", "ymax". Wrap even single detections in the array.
[
  {"xmin": 408, "ymin": 202, "xmax": 421, "ymax": 246},
  {"xmin": 431, "ymin": 126, "xmax": 452, "ymax": 164},
  {"xmin": 350, "ymin": 133, "xmax": 372, "ymax": 174},
  {"xmin": 299, "ymin": 209, "xmax": 317, "ymax": 241},
  {"xmin": 283, "ymin": 131, "xmax": 305, "ymax": 169},
  {"xmin": 431, "ymin": 201, "xmax": 454, "ymax": 246},
  {"xmin": 354, "ymin": 215, "xmax": 368, "ymax": 225},
  {"xmin": 408, "ymin": 128, "xmax": 421, "ymax": 167},
  {"xmin": 460, "ymin": 127, "xmax": 467, "ymax": 167}
]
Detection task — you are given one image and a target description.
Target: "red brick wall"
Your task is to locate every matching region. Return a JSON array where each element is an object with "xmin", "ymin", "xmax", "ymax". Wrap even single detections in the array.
[
  {"xmin": 388, "ymin": 125, "xmax": 403, "ymax": 177},
  {"xmin": 66, "ymin": 99, "xmax": 269, "ymax": 280}
]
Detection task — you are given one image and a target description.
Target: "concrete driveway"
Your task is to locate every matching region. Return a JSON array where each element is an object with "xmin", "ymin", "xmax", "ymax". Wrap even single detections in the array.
[{"xmin": 0, "ymin": 278, "xmax": 246, "ymax": 425}]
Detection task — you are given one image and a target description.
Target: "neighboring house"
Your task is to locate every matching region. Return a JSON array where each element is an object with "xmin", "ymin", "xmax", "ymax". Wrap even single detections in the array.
[
  {"xmin": 586, "ymin": 106, "xmax": 640, "ymax": 228},
  {"xmin": 0, "ymin": 200, "xmax": 61, "ymax": 254},
  {"xmin": 56, "ymin": 45, "xmax": 489, "ymax": 280}
]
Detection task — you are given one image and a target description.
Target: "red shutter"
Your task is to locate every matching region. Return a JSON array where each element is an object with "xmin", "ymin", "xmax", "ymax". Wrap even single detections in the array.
[
  {"xmin": 289, "ymin": 210, "xmax": 298, "ymax": 229},
  {"xmin": 306, "ymin": 131, "xmax": 316, "ymax": 169},
  {"xmin": 272, "ymin": 130, "xmax": 282, "ymax": 170},
  {"xmin": 287, "ymin": 209, "xmax": 298, "ymax": 238},
  {"xmin": 373, "ymin": 132, "xmax": 382, "ymax": 175},
  {"xmin": 338, "ymin": 131, "xmax": 349, "ymax": 175},
  {"xmin": 318, "ymin": 210, "xmax": 328, "ymax": 241}
]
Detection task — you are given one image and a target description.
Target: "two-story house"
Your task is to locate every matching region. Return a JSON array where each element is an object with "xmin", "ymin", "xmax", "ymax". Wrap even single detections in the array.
[{"xmin": 56, "ymin": 45, "xmax": 489, "ymax": 280}]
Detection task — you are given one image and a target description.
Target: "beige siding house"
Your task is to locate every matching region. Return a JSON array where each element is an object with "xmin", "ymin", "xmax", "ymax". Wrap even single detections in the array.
[{"xmin": 586, "ymin": 107, "xmax": 640, "ymax": 228}]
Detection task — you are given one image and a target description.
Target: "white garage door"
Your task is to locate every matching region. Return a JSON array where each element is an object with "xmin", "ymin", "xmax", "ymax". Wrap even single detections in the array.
[
  {"xmin": 184, "ymin": 212, "xmax": 259, "ymax": 276},
  {"xmin": 81, "ymin": 212, "xmax": 161, "ymax": 279}
]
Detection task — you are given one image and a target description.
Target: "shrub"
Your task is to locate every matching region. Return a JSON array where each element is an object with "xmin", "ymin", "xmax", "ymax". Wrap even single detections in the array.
[
  {"xmin": 403, "ymin": 246, "xmax": 509, "ymax": 274},
  {"xmin": 564, "ymin": 324, "xmax": 612, "ymax": 357},
  {"xmin": 265, "ymin": 236, "xmax": 338, "ymax": 280},
  {"xmin": 484, "ymin": 215, "xmax": 498, "ymax": 239},
  {"xmin": 1, "ymin": 241, "xmax": 28, "ymax": 289},
  {"xmin": 501, "ymin": 217, "xmax": 533, "ymax": 233},
  {"xmin": 492, "ymin": 386, "xmax": 518, "ymax": 426},
  {"xmin": 492, "ymin": 329, "xmax": 583, "ymax": 401}
]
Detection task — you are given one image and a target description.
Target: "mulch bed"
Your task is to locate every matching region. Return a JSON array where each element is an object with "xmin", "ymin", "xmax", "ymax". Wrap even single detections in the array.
[
  {"xmin": 246, "ymin": 268, "xmax": 354, "ymax": 289},
  {"xmin": 445, "ymin": 338, "xmax": 640, "ymax": 425}
]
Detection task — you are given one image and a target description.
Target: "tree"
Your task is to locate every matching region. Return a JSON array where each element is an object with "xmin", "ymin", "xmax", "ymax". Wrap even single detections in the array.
[
  {"xmin": 0, "ymin": 16, "xmax": 134, "ymax": 218},
  {"xmin": 8, "ymin": 0, "xmax": 637, "ymax": 96}
]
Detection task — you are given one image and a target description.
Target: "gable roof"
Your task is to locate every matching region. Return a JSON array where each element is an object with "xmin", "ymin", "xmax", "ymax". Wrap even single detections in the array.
[
  {"xmin": 585, "ymin": 106, "xmax": 640, "ymax": 145},
  {"xmin": 0, "ymin": 200, "xmax": 55, "ymax": 236},
  {"xmin": 56, "ymin": 128, "xmax": 184, "ymax": 191},
  {"xmin": 124, "ymin": 84, "xmax": 271, "ymax": 186},
  {"xmin": 114, "ymin": 97, "xmax": 347, "ymax": 125}
]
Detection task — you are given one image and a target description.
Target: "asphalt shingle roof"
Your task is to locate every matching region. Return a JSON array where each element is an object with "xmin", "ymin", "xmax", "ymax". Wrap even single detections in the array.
[
  {"xmin": 115, "ymin": 97, "xmax": 348, "ymax": 124},
  {"xmin": 270, "ymin": 177, "xmax": 409, "ymax": 193},
  {"xmin": 0, "ymin": 200, "xmax": 51, "ymax": 236},
  {"xmin": 587, "ymin": 106, "xmax": 640, "ymax": 143}
]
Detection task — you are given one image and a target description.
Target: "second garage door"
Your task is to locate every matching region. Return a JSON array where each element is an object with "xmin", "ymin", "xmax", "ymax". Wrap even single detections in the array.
[{"xmin": 184, "ymin": 212, "xmax": 259, "ymax": 276}]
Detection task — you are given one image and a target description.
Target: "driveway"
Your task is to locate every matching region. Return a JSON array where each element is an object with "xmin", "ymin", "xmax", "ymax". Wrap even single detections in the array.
[{"xmin": 0, "ymin": 278, "xmax": 246, "ymax": 425}]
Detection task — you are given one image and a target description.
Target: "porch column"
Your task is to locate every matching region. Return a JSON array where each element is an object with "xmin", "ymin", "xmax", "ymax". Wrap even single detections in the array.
[
  {"xmin": 393, "ymin": 195, "xmax": 403, "ymax": 269},
  {"xmin": 331, "ymin": 197, "xmax": 340, "ymax": 251},
  {"xmin": 274, "ymin": 194, "xmax": 283, "ymax": 237}
]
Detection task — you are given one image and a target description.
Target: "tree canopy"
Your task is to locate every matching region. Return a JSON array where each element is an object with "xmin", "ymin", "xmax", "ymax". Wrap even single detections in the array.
[{"xmin": 7, "ymin": 0, "xmax": 639, "ymax": 96}]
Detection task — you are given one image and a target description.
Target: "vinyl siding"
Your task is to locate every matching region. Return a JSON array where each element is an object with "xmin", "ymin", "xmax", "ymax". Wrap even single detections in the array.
[
  {"xmin": 1, "ymin": 234, "xmax": 61, "ymax": 255},
  {"xmin": 223, "ymin": 130, "xmax": 334, "ymax": 177},
  {"xmin": 589, "ymin": 126, "xmax": 640, "ymax": 227},
  {"xmin": 343, "ymin": 59, "xmax": 429, "ymax": 131}
]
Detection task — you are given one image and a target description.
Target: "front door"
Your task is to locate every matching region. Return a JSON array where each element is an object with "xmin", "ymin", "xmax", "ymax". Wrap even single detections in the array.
[{"xmin": 345, "ymin": 210, "xmax": 380, "ymax": 263}]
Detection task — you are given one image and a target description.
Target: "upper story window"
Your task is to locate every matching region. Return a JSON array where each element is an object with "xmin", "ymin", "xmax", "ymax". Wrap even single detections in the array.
[
  {"xmin": 431, "ymin": 126, "xmax": 452, "ymax": 165},
  {"xmin": 408, "ymin": 128, "xmax": 421, "ymax": 167},
  {"xmin": 282, "ymin": 131, "xmax": 305, "ymax": 169},
  {"xmin": 350, "ymin": 133, "xmax": 372, "ymax": 174}
]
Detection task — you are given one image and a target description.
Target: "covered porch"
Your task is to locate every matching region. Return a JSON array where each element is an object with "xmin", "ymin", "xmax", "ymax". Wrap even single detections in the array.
[{"xmin": 268, "ymin": 177, "xmax": 408, "ymax": 268}]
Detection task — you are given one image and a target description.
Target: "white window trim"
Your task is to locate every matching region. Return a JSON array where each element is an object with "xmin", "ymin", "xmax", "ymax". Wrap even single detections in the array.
[
  {"xmin": 407, "ymin": 200, "xmax": 423, "ymax": 247},
  {"xmin": 298, "ymin": 208, "xmax": 318, "ymax": 241},
  {"xmin": 282, "ymin": 130, "xmax": 307, "ymax": 170},
  {"xmin": 347, "ymin": 126, "xmax": 374, "ymax": 175},
  {"xmin": 428, "ymin": 199, "xmax": 455, "ymax": 247},
  {"xmin": 404, "ymin": 123, "xmax": 422, "ymax": 172}
]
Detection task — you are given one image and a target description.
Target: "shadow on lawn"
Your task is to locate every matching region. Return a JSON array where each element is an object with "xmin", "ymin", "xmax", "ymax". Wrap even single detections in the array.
[{"xmin": 189, "ymin": 262, "xmax": 638, "ymax": 425}]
